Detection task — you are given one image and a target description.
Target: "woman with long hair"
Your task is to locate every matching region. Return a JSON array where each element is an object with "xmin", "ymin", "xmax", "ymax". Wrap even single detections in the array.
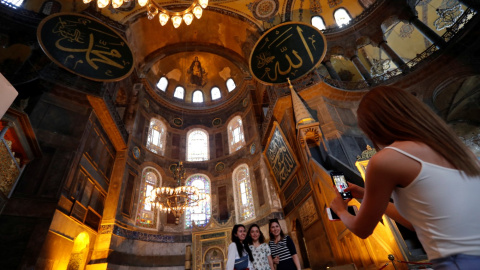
[
  {"xmin": 246, "ymin": 224, "xmax": 275, "ymax": 270},
  {"xmin": 226, "ymin": 224, "xmax": 253, "ymax": 270},
  {"xmin": 330, "ymin": 86, "xmax": 480, "ymax": 270},
  {"xmin": 268, "ymin": 219, "xmax": 301, "ymax": 270}
]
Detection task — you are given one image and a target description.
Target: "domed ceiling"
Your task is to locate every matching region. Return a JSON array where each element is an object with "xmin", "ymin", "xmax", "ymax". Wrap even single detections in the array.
[{"xmin": 145, "ymin": 51, "xmax": 246, "ymax": 107}]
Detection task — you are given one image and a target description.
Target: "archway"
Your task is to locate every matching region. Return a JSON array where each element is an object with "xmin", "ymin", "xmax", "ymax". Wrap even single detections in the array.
[
  {"xmin": 295, "ymin": 219, "xmax": 311, "ymax": 268},
  {"xmin": 66, "ymin": 232, "xmax": 90, "ymax": 270}
]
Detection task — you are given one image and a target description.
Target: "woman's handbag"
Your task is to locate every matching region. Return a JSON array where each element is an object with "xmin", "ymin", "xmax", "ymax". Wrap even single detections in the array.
[{"xmin": 234, "ymin": 254, "xmax": 249, "ymax": 270}]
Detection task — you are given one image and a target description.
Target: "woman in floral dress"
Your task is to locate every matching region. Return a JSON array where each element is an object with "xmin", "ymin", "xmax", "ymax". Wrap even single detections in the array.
[{"xmin": 247, "ymin": 224, "xmax": 275, "ymax": 270}]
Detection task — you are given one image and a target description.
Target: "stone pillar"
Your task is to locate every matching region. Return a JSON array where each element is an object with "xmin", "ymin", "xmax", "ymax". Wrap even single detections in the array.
[
  {"xmin": 350, "ymin": 55, "xmax": 373, "ymax": 84},
  {"xmin": 378, "ymin": 40, "xmax": 409, "ymax": 73},
  {"xmin": 86, "ymin": 150, "xmax": 127, "ymax": 270},
  {"xmin": 322, "ymin": 60, "xmax": 342, "ymax": 81},
  {"xmin": 409, "ymin": 16, "xmax": 447, "ymax": 49}
]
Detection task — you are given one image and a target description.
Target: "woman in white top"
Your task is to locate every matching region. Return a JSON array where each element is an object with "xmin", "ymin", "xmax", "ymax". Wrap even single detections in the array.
[
  {"xmin": 247, "ymin": 224, "xmax": 275, "ymax": 270},
  {"xmin": 226, "ymin": 224, "xmax": 254, "ymax": 270},
  {"xmin": 330, "ymin": 86, "xmax": 480, "ymax": 270}
]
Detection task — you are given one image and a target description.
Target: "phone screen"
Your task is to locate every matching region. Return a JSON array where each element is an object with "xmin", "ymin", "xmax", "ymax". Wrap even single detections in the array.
[
  {"xmin": 331, "ymin": 173, "xmax": 352, "ymax": 199},
  {"xmin": 328, "ymin": 206, "xmax": 357, "ymax": 220}
]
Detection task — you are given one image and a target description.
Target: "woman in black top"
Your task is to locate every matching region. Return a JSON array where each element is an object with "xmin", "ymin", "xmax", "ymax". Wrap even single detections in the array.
[{"xmin": 268, "ymin": 219, "xmax": 301, "ymax": 270}]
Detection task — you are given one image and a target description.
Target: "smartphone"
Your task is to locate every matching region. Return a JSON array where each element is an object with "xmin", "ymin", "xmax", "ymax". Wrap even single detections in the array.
[
  {"xmin": 330, "ymin": 171, "xmax": 352, "ymax": 199},
  {"xmin": 326, "ymin": 205, "xmax": 358, "ymax": 221}
]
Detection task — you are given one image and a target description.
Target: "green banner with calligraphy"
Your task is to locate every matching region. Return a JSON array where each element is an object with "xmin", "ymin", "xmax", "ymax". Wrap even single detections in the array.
[
  {"xmin": 264, "ymin": 122, "xmax": 299, "ymax": 189},
  {"xmin": 249, "ymin": 22, "xmax": 326, "ymax": 85},
  {"xmin": 37, "ymin": 13, "xmax": 134, "ymax": 82}
]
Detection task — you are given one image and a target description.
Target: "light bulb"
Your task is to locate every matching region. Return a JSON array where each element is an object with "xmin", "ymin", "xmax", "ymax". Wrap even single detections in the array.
[
  {"xmin": 172, "ymin": 15, "xmax": 182, "ymax": 28},
  {"xmin": 159, "ymin": 13, "xmax": 170, "ymax": 26},
  {"xmin": 147, "ymin": 4, "xmax": 158, "ymax": 20},
  {"xmin": 193, "ymin": 5, "xmax": 203, "ymax": 19},
  {"xmin": 97, "ymin": 0, "xmax": 110, "ymax": 8},
  {"xmin": 138, "ymin": 0, "xmax": 148, "ymax": 7},
  {"xmin": 198, "ymin": 0, "xmax": 208, "ymax": 9},
  {"xmin": 112, "ymin": 0, "xmax": 123, "ymax": 8},
  {"xmin": 83, "ymin": 0, "xmax": 93, "ymax": 3},
  {"xmin": 183, "ymin": 13, "xmax": 193, "ymax": 25}
]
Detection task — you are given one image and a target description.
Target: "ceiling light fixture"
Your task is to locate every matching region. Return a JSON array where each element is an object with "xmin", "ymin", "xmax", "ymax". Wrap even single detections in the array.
[
  {"xmin": 146, "ymin": 162, "xmax": 209, "ymax": 225},
  {"xmin": 83, "ymin": 0, "xmax": 208, "ymax": 28}
]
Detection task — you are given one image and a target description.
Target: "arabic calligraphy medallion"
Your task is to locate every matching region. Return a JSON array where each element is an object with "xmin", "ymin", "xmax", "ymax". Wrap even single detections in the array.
[
  {"xmin": 249, "ymin": 22, "xmax": 327, "ymax": 85},
  {"xmin": 37, "ymin": 13, "xmax": 134, "ymax": 82}
]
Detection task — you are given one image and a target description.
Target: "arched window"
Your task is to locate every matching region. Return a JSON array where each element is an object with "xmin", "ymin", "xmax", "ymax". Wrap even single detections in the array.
[
  {"xmin": 2, "ymin": 0, "xmax": 23, "ymax": 8},
  {"xmin": 156, "ymin": 77, "xmax": 168, "ymax": 92},
  {"xmin": 135, "ymin": 167, "xmax": 161, "ymax": 229},
  {"xmin": 187, "ymin": 129, "xmax": 209, "ymax": 161},
  {"xmin": 146, "ymin": 118, "xmax": 167, "ymax": 155},
  {"xmin": 227, "ymin": 116, "xmax": 245, "ymax": 154},
  {"xmin": 40, "ymin": 0, "xmax": 61, "ymax": 15},
  {"xmin": 226, "ymin": 78, "xmax": 236, "ymax": 92},
  {"xmin": 211, "ymin": 87, "xmax": 221, "ymax": 100},
  {"xmin": 334, "ymin": 8, "xmax": 352, "ymax": 28},
  {"xmin": 311, "ymin": 16, "xmax": 326, "ymax": 30},
  {"xmin": 184, "ymin": 174, "xmax": 211, "ymax": 228},
  {"xmin": 192, "ymin": 90, "xmax": 204, "ymax": 103},
  {"xmin": 174, "ymin": 86, "xmax": 185, "ymax": 99},
  {"xmin": 233, "ymin": 164, "xmax": 255, "ymax": 223}
]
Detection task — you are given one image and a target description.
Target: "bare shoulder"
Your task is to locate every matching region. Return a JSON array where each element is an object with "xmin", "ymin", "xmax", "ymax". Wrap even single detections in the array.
[
  {"xmin": 368, "ymin": 143, "xmax": 422, "ymax": 187},
  {"xmin": 390, "ymin": 141, "xmax": 455, "ymax": 169}
]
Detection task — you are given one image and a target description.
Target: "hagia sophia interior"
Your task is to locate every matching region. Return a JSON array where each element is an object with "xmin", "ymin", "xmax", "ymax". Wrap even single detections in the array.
[{"xmin": 0, "ymin": 0, "xmax": 479, "ymax": 269}]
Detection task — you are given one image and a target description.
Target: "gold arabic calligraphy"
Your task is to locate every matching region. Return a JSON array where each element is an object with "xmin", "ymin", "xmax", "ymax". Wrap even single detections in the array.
[
  {"xmin": 255, "ymin": 25, "xmax": 319, "ymax": 82},
  {"xmin": 267, "ymin": 128, "xmax": 296, "ymax": 186},
  {"xmin": 52, "ymin": 17, "xmax": 128, "ymax": 76}
]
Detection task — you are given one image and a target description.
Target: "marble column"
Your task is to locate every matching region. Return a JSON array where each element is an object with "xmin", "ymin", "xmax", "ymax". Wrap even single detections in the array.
[
  {"xmin": 323, "ymin": 60, "xmax": 342, "ymax": 81},
  {"xmin": 409, "ymin": 16, "xmax": 447, "ymax": 49},
  {"xmin": 379, "ymin": 40, "xmax": 409, "ymax": 73},
  {"xmin": 351, "ymin": 55, "xmax": 373, "ymax": 84}
]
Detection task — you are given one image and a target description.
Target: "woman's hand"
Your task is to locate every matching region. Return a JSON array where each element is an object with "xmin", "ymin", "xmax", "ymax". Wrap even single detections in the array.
[
  {"xmin": 330, "ymin": 188, "xmax": 350, "ymax": 218},
  {"xmin": 273, "ymin": 256, "xmax": 279, "ymax": 264},
  {"xmin": 345, "ymin": 182, "xmax": 365, "ymax": 199}
]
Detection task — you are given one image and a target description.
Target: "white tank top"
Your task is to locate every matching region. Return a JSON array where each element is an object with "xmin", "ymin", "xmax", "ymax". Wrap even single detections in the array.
[{"xmin": 388, "ymin": 147, "xmax": 480, "ymax": 260}]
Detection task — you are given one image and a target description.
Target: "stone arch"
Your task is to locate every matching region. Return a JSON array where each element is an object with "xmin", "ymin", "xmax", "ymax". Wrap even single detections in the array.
[{"xmin": 66, "ymin": 232, "xmax": 90, "ymax": 270}]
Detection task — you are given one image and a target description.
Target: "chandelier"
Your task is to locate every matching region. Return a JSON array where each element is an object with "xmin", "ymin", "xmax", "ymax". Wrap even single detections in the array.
[
  {"xmin": 84, "ymin": 0, "xmax": 209, "ymax": 28},
  {"xmin": 146, "ymin": 161, "xmax": 208, "ymax": 225}
]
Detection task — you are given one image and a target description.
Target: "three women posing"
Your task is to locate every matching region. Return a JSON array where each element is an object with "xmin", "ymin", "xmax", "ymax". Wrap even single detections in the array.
[{"xmin": 227, "ymin": 221, "xmax": 300, "ymax": 270}]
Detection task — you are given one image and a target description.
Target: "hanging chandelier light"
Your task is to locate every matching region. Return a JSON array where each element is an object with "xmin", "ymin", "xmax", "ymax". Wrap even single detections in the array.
[
  {"xmin": 83, "ymin": 0, "xmax": 208, "ymax": 28},
  {"xmin": 146, "ymin": 162, "xmax": 209, "ymax": 225}
]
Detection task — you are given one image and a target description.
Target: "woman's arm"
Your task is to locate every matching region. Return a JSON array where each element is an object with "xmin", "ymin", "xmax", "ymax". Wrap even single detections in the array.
[
  {"xmin": 267, "ymin": 255, "xmax": 275, "ymax": 270},
  {"xmin": 284, "ymin": 236, "xmax": 301, "ymax": 270},
  {"xmin": 226, "ymin": 243, "xmax": 237, "ymax": 270},
  {"xmin": 330, "ymin": 149, "xmax": 416, "ymax": 239},
  {"xmin": 385, "ymin": 202, "xmax": 414, "ymax": 231},
  {"xmin": 291, "ymin": 254, "xmax": 301, "ymax": 270}
]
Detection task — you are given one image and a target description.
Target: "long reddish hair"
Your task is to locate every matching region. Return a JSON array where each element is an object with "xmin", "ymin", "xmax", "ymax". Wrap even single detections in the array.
[{"xmin": 357, "ymin": 86, "xmax": 480, "ymax": 176}]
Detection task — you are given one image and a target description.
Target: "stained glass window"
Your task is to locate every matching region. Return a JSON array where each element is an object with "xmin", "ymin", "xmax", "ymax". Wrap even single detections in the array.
[
  {"xmin": 184, "ymin": 174, "xmax": 211, "ymax": 229},
  {"xmin": 192, "ymin": 90, "xmax": 204, "ymax": 103},
  {"xmin": 211, "ymin": 87, "xmax": 221, "ymax": 100},
  {"xmin": 147, "ymin": 118, "xmax": 166, "ymax": 155},
  {"xmin": 228, "ymin": 116, "xmax": 245, "ymax": 154},
  {"xmin": 135, "ymin": 167, "xmax": 161, "ymax": 229},
  {"xmin": 334, "ymin": 8, "xmax": 351, "ymax": 28},
  {"xmin": 226, "ymin": 78, "xmax": 236, "ymax": 92},
  {"xmin": 233, "ymin": 164, "xmax": 255, "ymax": 223},
  {"xmin": 311, "ymin": 16, "xmax": 326, "ymax": 31},
  {"xmin": 187, "ymin": 129, "xmax": 209, "ymax": 161},
  {"xmin": 157, "ymin": 77, "xmax": 168, "ymax": 91}
]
